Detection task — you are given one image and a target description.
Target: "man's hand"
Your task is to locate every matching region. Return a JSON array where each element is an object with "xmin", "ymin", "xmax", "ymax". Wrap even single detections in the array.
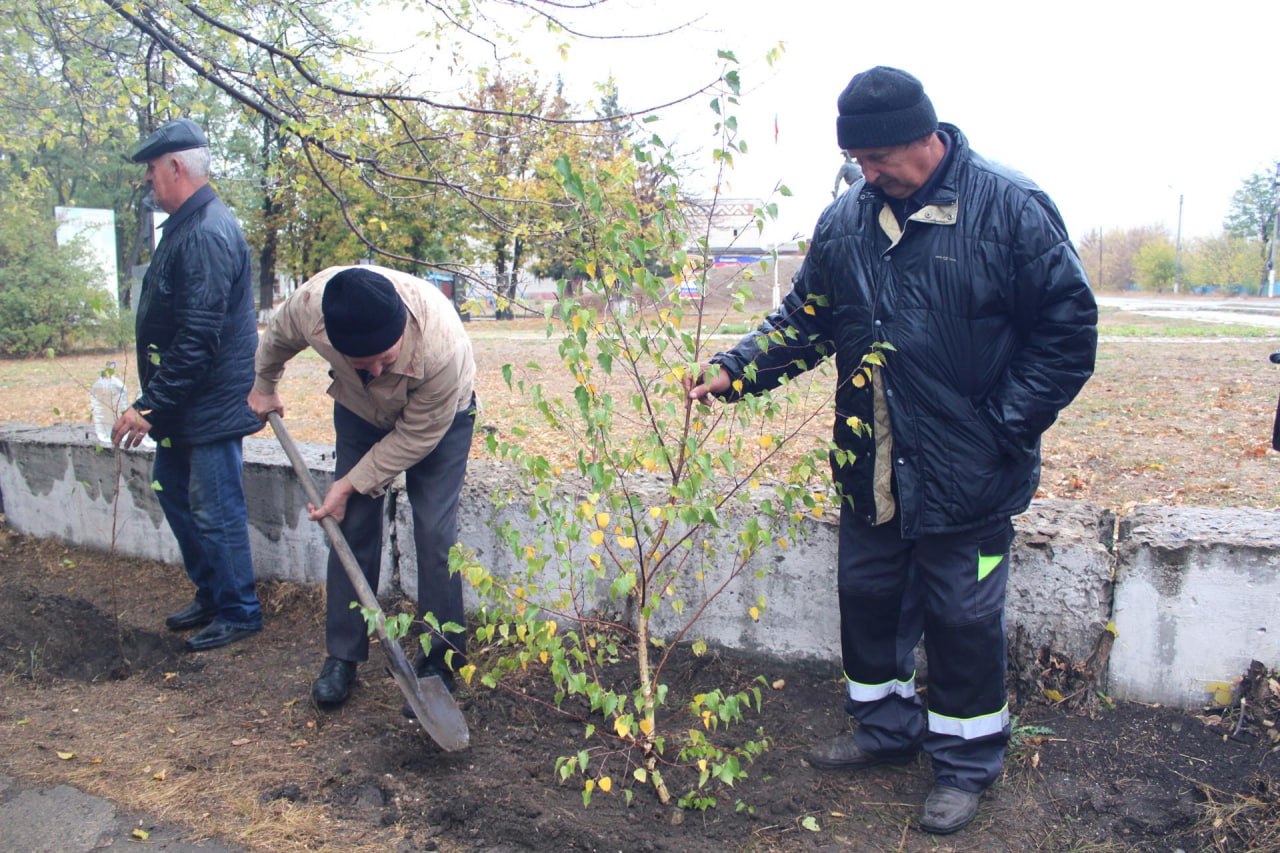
[
  {"xmin": 247, "ymin": 387, "xmax": 284, "ymax": 422},
  {"xmin": 110, "ymin": 407, "xmax": 153, "ymax": 449},
  {"xmin": 308, "ymin": 476, "xmax": 356, "ymax": 524},
  {"xmin": 685, "ymin": 363, "xmax": 733, "ymax": 404}
]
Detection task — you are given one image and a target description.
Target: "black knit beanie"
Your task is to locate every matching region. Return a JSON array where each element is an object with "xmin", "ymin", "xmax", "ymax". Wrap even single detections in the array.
[
  {"xmin": 836, "ymin": 66, "xmax": 938, "ymax": 150},
  {"xmin": 321, "ymin": 268, "xmax": 407, "ymax": 358}
]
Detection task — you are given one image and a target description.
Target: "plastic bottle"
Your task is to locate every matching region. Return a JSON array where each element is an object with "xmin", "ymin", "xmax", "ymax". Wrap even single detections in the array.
[{"xmin": 90, "ymin": 363, "xmax": 153, "ymax": 449}]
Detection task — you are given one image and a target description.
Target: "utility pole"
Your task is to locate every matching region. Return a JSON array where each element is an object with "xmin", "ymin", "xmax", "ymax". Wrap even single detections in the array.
[
  {"xmin": 1269, "ymin": 161, "xmax": 1279, "ymax": 299},
  {"xmin": 1174, "ymin": 193, "xmax": 1183, "ymax": 294}
]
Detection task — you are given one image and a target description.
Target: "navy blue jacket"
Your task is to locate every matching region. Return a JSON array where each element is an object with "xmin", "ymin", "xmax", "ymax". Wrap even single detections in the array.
[
  {"xmin": 714, "ymin": 124, "xmax": 1097, "ymax": 536},
  {"xmin": 134, "ymin": 183, "xmax": 262, "ymax": 445}
]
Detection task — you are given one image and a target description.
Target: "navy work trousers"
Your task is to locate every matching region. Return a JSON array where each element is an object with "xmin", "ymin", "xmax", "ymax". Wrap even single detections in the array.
[{"xmin": 837, "ymin": 505, "xmax": 1013, "ymax": 792}]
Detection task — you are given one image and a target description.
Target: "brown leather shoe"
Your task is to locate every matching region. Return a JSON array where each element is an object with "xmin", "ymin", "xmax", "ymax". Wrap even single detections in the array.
[{"xmin": 807, "ymin": 732, "xmax": 919, "ymax": 771}]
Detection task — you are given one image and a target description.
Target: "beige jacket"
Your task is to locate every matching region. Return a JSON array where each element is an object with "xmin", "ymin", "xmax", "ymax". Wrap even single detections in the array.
[{"xmin": 254, "ymin": 265, "xmax": 476, "ymax": 496}]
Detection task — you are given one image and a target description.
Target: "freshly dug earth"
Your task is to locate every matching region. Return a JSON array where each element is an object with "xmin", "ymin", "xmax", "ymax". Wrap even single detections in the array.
[{"xmin": 0, "ymin": 531, "xmax": 1276, "ymax": 852}]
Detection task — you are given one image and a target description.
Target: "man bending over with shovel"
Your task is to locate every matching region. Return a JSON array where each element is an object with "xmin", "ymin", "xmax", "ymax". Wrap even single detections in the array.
[{"xmin": 249, "ymin": 266, "xmax": 477, "ymax": 710}]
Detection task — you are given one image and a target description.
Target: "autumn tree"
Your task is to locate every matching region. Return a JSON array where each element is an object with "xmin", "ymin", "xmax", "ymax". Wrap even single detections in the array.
[
  {"xmin": 1223, "ymin": 163, "xmax": 1280, "ymax": 290},
  {"xmin": 1132, "ymin": 238, "xmax": 1177, "ymax": 292},
  {"xmin": 1075, "ymin": 225, "xmax": 1170, "ymax": 291},
  {"xmin": 1183, "ymin": 233, "xmax": 1261, "ymax": 292},
  {"xmin": 93, "ymin": 0, "xmax": 719, "ymax": 295}
]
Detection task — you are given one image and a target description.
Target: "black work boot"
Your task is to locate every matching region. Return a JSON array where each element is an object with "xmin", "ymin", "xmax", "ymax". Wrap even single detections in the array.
[
  {"xmin": 919, "ymin": 783, "xmax": 980, "ymax": 834},
  {"xmin": 402, "ymin": 655, "xmax": 457, "ymax": 719},
  {"xmin": 311, "ymin": 657, "xmax": 357, "ymax": 708},
  {"xmin": 807, "ymin": 732, "xmax": 919, "ymax": 771}
]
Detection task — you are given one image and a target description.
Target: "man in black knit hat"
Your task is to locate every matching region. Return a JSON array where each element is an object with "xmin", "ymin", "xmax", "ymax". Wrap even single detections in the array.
[
  {"xmin": 688, "ymin": 66, "xmax": 1097, "ymax": 833},
  {"xmin": 249, "ymin": 265, "xmax": 476, "ymax": 712}
]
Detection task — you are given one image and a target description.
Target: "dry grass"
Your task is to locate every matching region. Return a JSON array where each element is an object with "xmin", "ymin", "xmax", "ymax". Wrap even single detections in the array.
[{"xmin": 3, "ymin": 298, "xmax": 1278, "ymax": 512}]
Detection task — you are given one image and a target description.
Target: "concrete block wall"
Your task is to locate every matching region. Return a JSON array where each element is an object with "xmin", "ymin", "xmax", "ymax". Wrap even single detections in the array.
[
  {"xmin": 1, "ymin": 424, "xmax": 1276, "ymax": 708},
  {"xmin": 1110, "ymin": 506, "xmax": 1280, "ymax": 706}
]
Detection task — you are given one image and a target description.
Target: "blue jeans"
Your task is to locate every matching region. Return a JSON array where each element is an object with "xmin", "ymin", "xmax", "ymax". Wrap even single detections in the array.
[{"xmin": 152, "ymin": 438, "xmax": 262, "ymax": 628}]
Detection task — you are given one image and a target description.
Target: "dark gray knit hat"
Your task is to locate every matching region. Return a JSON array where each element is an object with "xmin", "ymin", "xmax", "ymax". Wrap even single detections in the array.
[
  {"xmin": 322, "ymin": 268, "xmax": 408, "ymax": 358},
  {"xmin": 836, "ymin": 66, "xmax": 938, "ymax": 150},
  {"xmin": 130, "ymin": 118, "xmax": 209, "ymax": 163}
]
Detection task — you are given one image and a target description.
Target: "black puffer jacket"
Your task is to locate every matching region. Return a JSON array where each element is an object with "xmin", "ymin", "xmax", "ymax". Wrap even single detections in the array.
[
  {"xmin": 714, "ymin": 125, "xmax": 1096, "ymax": 536},
  {"xmin": 134, "ymin": 184, "xmax": 262, "ymax": 446}
]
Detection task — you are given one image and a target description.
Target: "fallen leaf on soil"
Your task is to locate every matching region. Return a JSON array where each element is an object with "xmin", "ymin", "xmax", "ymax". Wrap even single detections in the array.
[
  {"xmin": 132, "ymin": 829, "xmax": 149, "ymax": 840},
  {"xmin": 56, "ymin": 751, "xmax": 74, "ymax": 760},
  {"xmin": 231, "ymin": 738, "xmax": 251, "ymax": 746}
]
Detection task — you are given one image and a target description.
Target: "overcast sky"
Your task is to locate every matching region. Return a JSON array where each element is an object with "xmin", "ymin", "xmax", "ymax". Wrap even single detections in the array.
[{"xmin": 379, "ymin": 0, "xmax": 1280, "ymax": 247}]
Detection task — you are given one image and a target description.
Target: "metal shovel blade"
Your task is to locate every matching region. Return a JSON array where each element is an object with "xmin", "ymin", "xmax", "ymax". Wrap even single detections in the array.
[
  {"xmin": 382, "ymin": 633, "xmax": 470, "ymax": 751},
  {"xmin": 267, "ymin": 413, "xmax": 470, "ymax": 751}
]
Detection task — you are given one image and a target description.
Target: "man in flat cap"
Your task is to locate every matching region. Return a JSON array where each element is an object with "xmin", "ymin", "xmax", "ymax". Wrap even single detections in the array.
[
  {"xmin": 113, "ymin": 117, "xmax": 264, "ymax": 652},
  {"xmin": 688, "ymin": 66, "xmax": 1096, "ymax": 833},
  {"xmin": 249, "ymin": 265, "xmax": 477, "ymax": 712}
]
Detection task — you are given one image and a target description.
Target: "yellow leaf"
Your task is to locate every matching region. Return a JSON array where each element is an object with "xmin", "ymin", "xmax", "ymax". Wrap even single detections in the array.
[
  {"xmin": 585, "ymin": 262, "xmax": 596, "ymax": 278},
  {"xmin": 598, "ymin": 776, "xmax": 613, "ymax": 793},
  {"xmin": 749, "ymin": 606, "xmax": 760, "ymax": 621},
  {"xmin": 132, "ymin": 829, "xmax": 150, "ymax": 841},
  {"xmin": 579, "ymin": 500, "xmax": 595, "ymax": 518},
  {"xmin": 539, "ymin": 651, "xmax": 548, "ymax": 664},
  {"xmin": 732, "ymin": 379, "xmax": 744, "ymax": 392},
  {"xmin": 589, "ymin": 530, "xmax": 604, "ymax": 547},
  {"xmin": 152, "ymin": 769, "xmax": 166, "ymax": 781},
  {"xmin": 852, "ymin": 373, "xmax": 866, "ymax": 388},
  {"xmin": 671, "ymin": 365, "xmax": 686, "ymax": 381},
  {"xmin": 57, "ymin": 751, "xmax": 75, "ymax": 760},
  {"xmin": 639, "ymin": 717, "xmax": 655, "ymax": 736},
  {"xmin": 523, "ymin": 545, "xmax": 537, "ymax": 560},
  {"xmin": 614, "ymin": 717, "xmax": 631, "ymax": 738},
  {"xmin": 648, "ymin": 506, "xmax": 662, "ymax": 519},
  {"xmin": 595, "ymin": 512, "xmax": 611, "ymax": 529},
  {"xmin": 1043, "ymin": 688, "xmax": 1064, "ymax": 703},
  {"xmin": 777, "ymin": 537, "xmax": 789, "ymax": 550},
  {"xmin": 697, "ymin": 759, "xmax": 708, "ymax": 772},
  {"xmin": 589, "ymin": 553, "xmax": 602, "ymax": 569},
  {"xmin": 546, "ymin": 620, "xmax": 557, "ymax": 638},
  {"xmin": 757, "ymin": 435, "xmax": 774, "ymax": 449},
  {"xmin": 572, "ymin": 314, "xmax": 583, "ymax": 332},
  {"xmin": 803, "ymin": 304, "xmax": 816, "ymax": 315},
  {"xmin": 617, "ymin": 536, "xmax": 637, "ymax": 549},
  {"xmin": 459, "ymin": 664, "xmax": 476, "ymax": 685}
]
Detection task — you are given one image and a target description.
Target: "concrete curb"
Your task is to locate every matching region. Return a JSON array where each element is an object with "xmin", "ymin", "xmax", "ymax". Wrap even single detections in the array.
[{"xmin": 1, "ymin": 423, "xmax": 1276, "ymax": 709}]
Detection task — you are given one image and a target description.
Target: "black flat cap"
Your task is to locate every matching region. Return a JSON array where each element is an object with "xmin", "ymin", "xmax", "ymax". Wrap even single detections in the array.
[{"xmin": 130, "ymin": 118, "xmax": 209, "ymax": 163}]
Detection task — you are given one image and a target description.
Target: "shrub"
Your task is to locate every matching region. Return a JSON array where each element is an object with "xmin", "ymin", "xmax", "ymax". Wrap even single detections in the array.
[{"xmin": 0, "ymin": 207, "xmax": 115, "ymax": 356}]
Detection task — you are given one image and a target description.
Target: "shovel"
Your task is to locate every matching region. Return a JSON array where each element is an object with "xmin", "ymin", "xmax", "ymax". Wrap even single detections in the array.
[{"xmin": 267, "ymin": 412, "xmax": 470, "ymax": 751}]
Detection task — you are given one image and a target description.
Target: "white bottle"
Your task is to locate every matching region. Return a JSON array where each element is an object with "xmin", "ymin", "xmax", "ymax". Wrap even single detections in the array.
[{"xmin": 90, "ymin": 363, "xmax": 153, "ymax": 449}]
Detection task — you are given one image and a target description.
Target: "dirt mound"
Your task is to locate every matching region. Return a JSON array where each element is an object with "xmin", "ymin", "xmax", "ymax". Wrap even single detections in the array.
[{"xmin": 0, "ymin": 582, "xmax": 186, "ymax": 682}]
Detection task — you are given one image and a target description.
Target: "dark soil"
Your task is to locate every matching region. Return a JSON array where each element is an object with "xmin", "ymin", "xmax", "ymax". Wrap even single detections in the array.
[{"xmin": 0, "ymin": 528, "xmax": 1277, "ymax": 853}]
